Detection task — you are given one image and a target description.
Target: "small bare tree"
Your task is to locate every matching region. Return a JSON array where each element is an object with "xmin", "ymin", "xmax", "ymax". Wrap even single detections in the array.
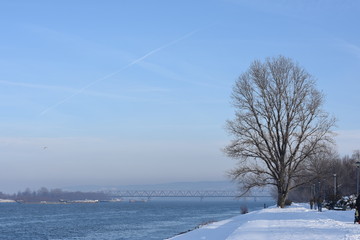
[{"xmin": 225, "ymin": 56, "xmax": 335, "ymax": 207}]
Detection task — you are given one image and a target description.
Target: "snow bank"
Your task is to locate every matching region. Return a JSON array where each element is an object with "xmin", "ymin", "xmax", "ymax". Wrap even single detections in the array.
[
  {"xmin": 169, "ymin": 203, "xmax": 360, "ymax": 240},
  {"xmin": 0, "ymin": 199, "xmax": 16, "ymax": 203}
]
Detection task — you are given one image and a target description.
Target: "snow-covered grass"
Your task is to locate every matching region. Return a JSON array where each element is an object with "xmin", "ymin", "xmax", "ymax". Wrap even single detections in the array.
[{"xmin": 168, "ymin": 203, "xmax": 360, "ymax": 240}]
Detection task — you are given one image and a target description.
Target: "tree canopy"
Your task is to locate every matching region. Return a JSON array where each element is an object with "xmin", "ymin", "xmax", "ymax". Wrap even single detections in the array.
[{"xmin": 225, "ymin": 56, "xmax": 336, "ymax": 207}]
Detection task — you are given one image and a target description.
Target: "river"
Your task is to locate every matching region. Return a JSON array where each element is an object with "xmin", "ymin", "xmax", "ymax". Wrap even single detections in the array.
[{"xmin": 0, "ymin": 200, "xmax": 274, "ymax": 240}]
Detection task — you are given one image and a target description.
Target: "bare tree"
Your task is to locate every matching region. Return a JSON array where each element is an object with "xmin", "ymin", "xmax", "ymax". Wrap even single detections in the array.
[
  {"xmin": 303, "ymin": 146, "xmax": 338, "ymax": 184},
  {"xmin": 225, "ymin": 56, "xmax": 336, "ymax": 207},
  {"xmin": 288, "ymin": 146, "xmax": 338, "ymax": 202}
]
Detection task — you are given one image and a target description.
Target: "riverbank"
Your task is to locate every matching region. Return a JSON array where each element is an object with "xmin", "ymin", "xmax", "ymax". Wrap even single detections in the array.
[{"xmin": 169, "ymin": 203, "xmax": 360, "ymax": 240}]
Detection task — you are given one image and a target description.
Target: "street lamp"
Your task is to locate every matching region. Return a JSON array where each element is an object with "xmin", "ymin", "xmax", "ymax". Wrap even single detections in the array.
[
  {"xmin": 313, "ymin": 183, "xmax": 316, "ymax": 198},
  {"xmin": 333, "ymin": 173, "xmax": 336, "ymax": 198},
  {"xmin": 356, "ymin": 161, "xmax": 360, "ymax": 195}
]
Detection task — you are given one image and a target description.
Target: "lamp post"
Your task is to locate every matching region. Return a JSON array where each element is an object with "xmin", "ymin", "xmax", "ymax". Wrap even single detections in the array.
[
  {"xmin": 333, "ymin": 173, "xmax": 336, "ymax": 199},
  {"xmin": 313, "ymin": 183, "xmax": 316, "ymax": 198},
  {"xmin": 356, "ymin": 161, "xmax": 360, "ymax": 195}
]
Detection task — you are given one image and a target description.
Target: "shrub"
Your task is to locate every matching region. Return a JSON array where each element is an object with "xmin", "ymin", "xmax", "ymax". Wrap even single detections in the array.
[
  {"xmin": 285, "ymin": 199, "xmax": 292, "ymax": 206},
  {"xmin": 240, "ymin": 205, "xmax": 249, "ymax": 214}
]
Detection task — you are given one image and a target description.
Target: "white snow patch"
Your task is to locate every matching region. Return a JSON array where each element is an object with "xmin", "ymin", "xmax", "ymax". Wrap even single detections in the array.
[
  {"xmin": 169, "ymin": 203, "xmax": 360, "ymax": 240},
  {"xmin": 203, "ymin": 219, "xmax": 233, "ymax": 229}
]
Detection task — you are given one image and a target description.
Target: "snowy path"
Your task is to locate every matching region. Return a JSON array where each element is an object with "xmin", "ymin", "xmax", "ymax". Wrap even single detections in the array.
[{"xmin": 169, "ymin": 203, "xmax": 360, "ymax": 240}]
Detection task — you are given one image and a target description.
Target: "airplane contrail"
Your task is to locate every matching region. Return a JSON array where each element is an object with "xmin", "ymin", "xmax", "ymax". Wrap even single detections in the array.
[{"xmin": 40, "ymin": 29, "xmax": 199, "ymax": 116}]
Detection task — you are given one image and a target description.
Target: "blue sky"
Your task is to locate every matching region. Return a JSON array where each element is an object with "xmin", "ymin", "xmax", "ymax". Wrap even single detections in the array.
[{"xmin": 0, "ymin": 0, "xmax": 359, "ymax": 193}]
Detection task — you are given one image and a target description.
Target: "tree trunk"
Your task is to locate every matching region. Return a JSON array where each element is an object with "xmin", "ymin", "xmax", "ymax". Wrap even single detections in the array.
[{"xmin": 277, "ymin": 187, "xmax": 288, "ymax": 208}]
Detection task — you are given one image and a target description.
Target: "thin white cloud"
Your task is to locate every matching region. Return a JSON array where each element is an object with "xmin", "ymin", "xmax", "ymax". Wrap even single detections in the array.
[
  {"xmin": 332, "ymin": 39, "xmax": 360, "ymax": 60},
  {"xmin": 39, "ymin": 29, "xmax": 199, "ymax": 116},
  {"xmin": 24, "ymin": 24, "xmax": 136, "ymax": 65},
  {"xmin": 227, "ymin": 0, "xmax": 355, "ymax": 17},
  {"xmin": 334, "ymin": 130, "xmax": 360, "ymax": 155},
  {"xmin": 344, "ymin": 43, "xmax": 360, "ymax": 60},
  {"xmin": 137, "ymin": 61, "xmax": 225, "ymax": 89},
  {"xmin": 0, "ymin": 79, "xmax": 73, "ymax": 92},
  {"xmin": 0, "ymin": 79, "xmax": 169, "ymax": 103}
]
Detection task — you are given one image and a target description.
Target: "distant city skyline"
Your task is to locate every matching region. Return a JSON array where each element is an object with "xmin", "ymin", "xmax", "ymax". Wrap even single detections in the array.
[{"xmin": 0, "ymin": 1, "xmax": 359, "ymax": 193}]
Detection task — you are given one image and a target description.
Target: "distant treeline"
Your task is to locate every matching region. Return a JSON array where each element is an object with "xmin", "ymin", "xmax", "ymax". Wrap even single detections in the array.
[
  {"xmin": 288, "ymin": 152, "xmax": 360, "ymax": 202},
  {"xmin": 0, "ymin": 187, "xmax": 109, "ymax": 202}
]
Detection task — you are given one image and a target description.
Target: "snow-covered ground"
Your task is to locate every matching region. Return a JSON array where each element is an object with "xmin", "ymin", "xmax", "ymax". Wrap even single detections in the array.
[
  {"xmin": 169, "ymin": 203, "xmax": 360, "ymax": 240},
  {"xmin": 0, "ymin": 199, "xmax": 15, "ymax": 203}
]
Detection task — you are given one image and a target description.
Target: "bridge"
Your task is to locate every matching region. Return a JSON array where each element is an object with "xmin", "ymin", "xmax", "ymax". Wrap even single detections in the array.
[{"xmin": 109, "ymin": 190, "xmax": 272, "ymax": 200}]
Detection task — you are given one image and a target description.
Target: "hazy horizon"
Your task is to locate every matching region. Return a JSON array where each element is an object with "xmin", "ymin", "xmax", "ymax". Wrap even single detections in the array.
[{"xmin": 2, "ymin": 180, "xmax": 239, "ymax": 194}]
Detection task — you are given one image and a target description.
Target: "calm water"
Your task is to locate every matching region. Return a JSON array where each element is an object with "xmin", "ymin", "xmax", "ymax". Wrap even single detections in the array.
[{"xmin": 0, "ymin": 200, "xmax": 274, "ymax": 240}]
